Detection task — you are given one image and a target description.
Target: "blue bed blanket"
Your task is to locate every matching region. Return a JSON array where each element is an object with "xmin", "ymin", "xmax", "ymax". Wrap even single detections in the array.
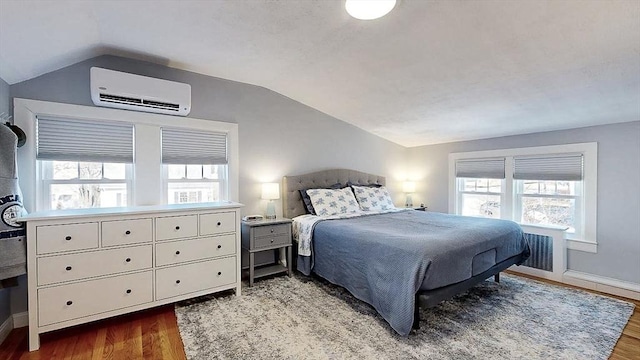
[{"xmin": 297, "ymin": 210, "xmax": 529, "ymax": 336}]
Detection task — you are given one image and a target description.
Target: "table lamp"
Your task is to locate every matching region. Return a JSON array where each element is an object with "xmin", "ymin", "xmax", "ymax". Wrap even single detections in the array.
[
  {"xmin": 403, "ymin": 181, "xmax": 415, "ymax": 207},
  {"xmin": 261, "ymin": 182, "xmax": 280, "ymax": 219}
]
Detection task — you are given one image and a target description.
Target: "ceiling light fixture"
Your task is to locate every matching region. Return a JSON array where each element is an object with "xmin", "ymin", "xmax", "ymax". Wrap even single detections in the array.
[{"xmin": 345, "ymin": 0, "xmax": 397, "ymax": 20}]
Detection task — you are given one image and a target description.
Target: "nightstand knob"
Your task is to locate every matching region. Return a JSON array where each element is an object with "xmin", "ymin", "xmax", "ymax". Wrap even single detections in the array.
[
  {"xmin": 126, "ymin": 289, "xmax": 132, "ymax": 294},
  {"xmin": 270, "ymin": 229, "xmax": 274, "ymax": 233},
  {"xmin": 217, "ymin": 245, "xmax": 222, "ymax": 249},
  {"xmin": 125, "ymin": 230, "xmax": 131, "ymax": 235},
  {"xmin": 217, "ymin": 222, "xmax": 221, "ymax": 226},
  {"xmin": 66, "ymin": 301, "xmax": 73, "ymax": 306},
  {"xmin": 65, "ymin": 266, "xmax": 72, "ymax": 271},
  {"xmin": 175, "ymin": 226, "xmax": 180, "ymax": 230},
  {"xmin": 175, "ymin": 250, "xmax": 181, "ymax": 255},
  {"xmin": 217, "ymin": 272, "xmax": 222, "ymax": 276},
  {"xmin": 176, "ymin": 280, "xmax": 181, "ymax": 284},
  {"xmin": 270, "ymin": 239, "xmax": 274, "ymax": 243},
  {"xmin": 125, "ymin": 258, "xmax": 131, "ymax": 262},
  {"xmin": 65, "ymin": 236, "xmax": 72, "ymax": 241}
]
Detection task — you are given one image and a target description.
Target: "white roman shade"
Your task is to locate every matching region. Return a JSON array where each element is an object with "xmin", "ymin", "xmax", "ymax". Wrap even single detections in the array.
[
  {"xmin": 37, "ymin": 116, "xmax": 134, "ymax": 163},
  {"xmin": 455, "ymin": 158, "xmax": 505, "ymax": 179},
  {"xmin": 161, "ymin": 127, "xmax": 227, "ymax": 165},
  {"xmin": 513, "ymin": 154, "xmax": 583, "ymax": 181}
]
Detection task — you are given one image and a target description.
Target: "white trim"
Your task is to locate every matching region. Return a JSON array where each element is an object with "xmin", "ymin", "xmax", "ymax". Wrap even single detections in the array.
[
  {"xmin": 12, "ymin": 311, "xmax": 28, "ymax": 328},
  {"xmin": 0, "ymin": 315, "xmax": 12, "ymax": 345},
  {"xmin": 14, "ymin": 98, "xmax": 239, "ymax": 212},
  {"xmin": 448, "ymin": 142, "xmax": 598, "ymax": 250},
  {"xmin": 563, "ymin": 270, "xmax": 640, "ymax": 301}
]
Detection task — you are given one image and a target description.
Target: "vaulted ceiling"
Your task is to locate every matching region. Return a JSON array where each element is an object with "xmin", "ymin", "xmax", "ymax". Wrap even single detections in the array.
[{"xmin": 1, "ymin": 0, "xmax": 638, "ymax": 147}]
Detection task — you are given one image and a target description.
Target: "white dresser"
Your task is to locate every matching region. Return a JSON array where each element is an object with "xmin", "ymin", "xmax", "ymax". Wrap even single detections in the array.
[{"xmin": 19, "ymin": 202, "xmax": 243, "ymax": 351}]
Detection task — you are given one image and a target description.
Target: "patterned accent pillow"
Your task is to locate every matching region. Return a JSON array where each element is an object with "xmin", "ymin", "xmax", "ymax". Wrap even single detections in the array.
[
  {"xmin": 299, "ymin": 183, "xmax": 342, "ymax": 215},
  {"xmin": 306, "ymin": 187, "xmax": 361, "ymax": 216},
  {"xmin": 351, "ymin": 185, "xmax": 396, "ymax": 211}
]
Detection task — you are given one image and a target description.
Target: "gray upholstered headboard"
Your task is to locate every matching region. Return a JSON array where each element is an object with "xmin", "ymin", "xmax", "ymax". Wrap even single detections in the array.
[{"xmin": 282, "ymin": 169, "xmax": 386, "ymax": 219}]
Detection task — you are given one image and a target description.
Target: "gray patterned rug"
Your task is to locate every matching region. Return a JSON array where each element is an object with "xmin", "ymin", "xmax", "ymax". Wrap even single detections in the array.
[{"xmin": 175, "ymin": 274, "xmax": 634, "ymax": 360}]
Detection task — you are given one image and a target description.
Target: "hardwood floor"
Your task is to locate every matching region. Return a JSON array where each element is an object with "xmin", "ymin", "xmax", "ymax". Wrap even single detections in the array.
[{"xmin": 1, "ymin": 275, "xmax": 638, "ymax": 360}]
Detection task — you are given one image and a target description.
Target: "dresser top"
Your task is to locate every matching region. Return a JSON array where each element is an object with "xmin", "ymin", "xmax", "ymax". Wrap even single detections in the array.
[{"xmin": 18, "ymin": 201, "xmax": 244, "ymax": 222}]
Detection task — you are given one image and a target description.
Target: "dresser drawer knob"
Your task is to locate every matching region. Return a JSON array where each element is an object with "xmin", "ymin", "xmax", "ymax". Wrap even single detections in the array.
[
  {"xmin": 270, "ymin": 229, "xmax": 274, "ymax": 233},
  {"xmin": 217, "ymin": 272, "xmax": 222, "ymax": 276},
  {"xmin": 176, "ymin": 280, "xmax": 181, "ymax": 284},
  {"xmin": 65, "ymin": 236, "xmax": 72, "ymax": 241},
  {"xmin": 65, "ymin": 266, "xmax": 72, "ymax": 271},
  {"xmin": 175, "ymin": 250, "xmax": 181, "ymax": 255},
  {"xmin": 66, "ymin": 300, "xmax": 73, "ymax": 306},
  {"xmin": 270, "ymin": 239, "xmax": 274, "ymax": 243},
  {"xmin": 126, "ymin": 289, "xmax": 132, "ymax": 294},
  {"xmin": 217, "ymin": 245, "xmax": 222, "ymax": 249},
  {"xmin": 175, "ymin": 226, "xmax": 180, "ymax": 230},
  {"xmin": 125, "ymin": 258, "xmax": 131, "ymax": 262},
  {"xmin": 125, "ymin": 230, "xmax": 131, "ymax": 235},
  {"xmin": 217, "ymin": 222, "xmax": 221, "ymax": 226}
]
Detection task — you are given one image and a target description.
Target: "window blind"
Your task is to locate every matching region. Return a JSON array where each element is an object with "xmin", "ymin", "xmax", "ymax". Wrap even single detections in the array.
[
  {"xmin": 513, "ymin": 154, "xmax": 583, "ymax": 181},
  {"xmin": 161, "ymin": 127, "xmax": 227, "ymax": 165},
  {"xmin": 37, "ymin": 116, "xmax": 134, "ymax": 163},
  {"xmin": 455, "ymin": 158, "xmax": 505, "ymax": 179}
]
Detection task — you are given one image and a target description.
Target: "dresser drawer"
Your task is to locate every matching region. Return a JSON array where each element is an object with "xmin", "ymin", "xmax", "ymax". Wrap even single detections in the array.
[
  {"xmin": 253, "ymin": 223, "xmax": 289, "ymax": 238},
  {"xmin": 254, "ymin": 234, "xmax": 291, "ymax": 250},
  {"xmin": 156, "ymin": 215, "xmax": 198, "ymax": 241},
  {"xmin": 37, "ymin": 245, "xmax": 152, "ymax": 286},
  {"xmin": 102, "ymin": 218, "xmax": 152, "ymax": 247},
  {"xmin": 155, "ymin": 234, "xmax": 236, "ymax": 266},
  {"xmin": 199, "ymin": 212, "xmax": 236, "ymax": 235},
  {"xmin": 36, "ymin": 223, "xmax": 99, "ymax": 255},
  {"xmin": 38, "ymin": 271, "xmax": 153, "ymax": 326},
  {"xmin": 155, "ymin": 257, "xmax": 236, "ymax": 300}
]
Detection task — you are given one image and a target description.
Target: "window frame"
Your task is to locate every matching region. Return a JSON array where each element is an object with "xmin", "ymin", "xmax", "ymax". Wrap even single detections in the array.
[
  {"xmin": 456, "ymin": 178, "xmax": 505, "ymax": 219},
  {"xmin": 39, "ymin": 160, "xmax": 134, "ymax": 210},
  {"xmin": 161, "ymin": 164, "xmax": 228, "ymax": 205},
  {"xmin": 14, "ymin": 98, "xmax": 239, "ymax": 213},
  {"xmin": 449, "ymin": 143, "xmax": 598, "ymax": 253}
]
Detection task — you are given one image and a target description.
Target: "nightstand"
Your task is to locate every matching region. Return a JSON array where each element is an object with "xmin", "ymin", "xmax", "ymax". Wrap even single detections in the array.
[
  {"xmin": 413, "ymin": 206, "xmax": 427, "ymax": 211},
  {"xmin": 241, "ymin": 218, "xmax": 292, "ymax": 286}
]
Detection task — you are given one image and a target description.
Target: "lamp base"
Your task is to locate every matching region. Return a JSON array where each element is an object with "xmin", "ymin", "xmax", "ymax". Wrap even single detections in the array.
[
  {"xmin": 405, "ymin": 195, "xmax": 413, "ymax": 208},
  {"xmin": 265, "ymin": 201, "xmax": 276, "ymax": 220}
]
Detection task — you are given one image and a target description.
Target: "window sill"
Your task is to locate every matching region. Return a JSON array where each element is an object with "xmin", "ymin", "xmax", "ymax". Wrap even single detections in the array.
[{"xmin": 566, "ymin": 239, "xmax": 597, "ymax": 253}]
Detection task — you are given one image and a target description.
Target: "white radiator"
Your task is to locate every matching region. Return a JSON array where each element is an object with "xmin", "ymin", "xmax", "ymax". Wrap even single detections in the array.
[{"xmin": 509, "ymin": 224, "xmax": 567, "ymax": 282}]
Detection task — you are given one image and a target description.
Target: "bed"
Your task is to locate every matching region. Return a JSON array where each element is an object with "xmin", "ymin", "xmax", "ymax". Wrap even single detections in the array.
[{"xmin": 283, "ymin": 169, "xmax": 530, "ymax": 336}]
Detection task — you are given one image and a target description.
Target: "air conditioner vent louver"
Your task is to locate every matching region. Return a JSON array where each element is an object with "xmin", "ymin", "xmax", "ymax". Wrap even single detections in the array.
[{"xmin": 91, "ymin": 67, "xmax": 191, "ymax": 116}]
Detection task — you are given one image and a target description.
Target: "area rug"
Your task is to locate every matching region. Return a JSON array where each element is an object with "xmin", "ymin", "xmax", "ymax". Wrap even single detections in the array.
[{"xmin": 175, "ymin": 274, "xmax": 634, "ymax": 360}]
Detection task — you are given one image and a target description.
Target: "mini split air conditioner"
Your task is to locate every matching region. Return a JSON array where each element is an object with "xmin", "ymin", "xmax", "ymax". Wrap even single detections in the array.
[{"xmin": 90, "ymin": 67, "xmax": 191, "ymax": 116}]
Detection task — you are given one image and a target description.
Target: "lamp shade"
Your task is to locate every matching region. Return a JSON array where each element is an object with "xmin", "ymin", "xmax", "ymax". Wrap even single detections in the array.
[
  {"xmin": 402, "ymin": 181, "xmax": 416, "ymax": 193},
  {"xmin": 261, "ymin": 183, "xmax": 280, "ymax": 200}
]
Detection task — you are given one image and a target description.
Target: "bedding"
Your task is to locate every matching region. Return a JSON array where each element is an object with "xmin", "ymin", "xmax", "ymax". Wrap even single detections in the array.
[
  {"xmin": 351, "ymin": 185, "xmax": 395, "ymax": 211},
  {"xmin": 299, "ymin": 182, "xmax": 342, "ymax": 215},
  {"xmin": 292, "ymin": 210, "xmax": 529, "ymax": 336},
  {"xmin": 306, "ymin": 187, "xmax": 360, "ymax": 216}
]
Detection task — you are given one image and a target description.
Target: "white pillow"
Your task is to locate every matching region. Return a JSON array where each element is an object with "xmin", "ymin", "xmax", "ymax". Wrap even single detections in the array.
[
  {"xmin": 351, "ymin": 185, "xmax": 396, "ymax": 211},
  {"xmin": 306, "ymin": 187, "xmax": 361, "ymax": 216}
]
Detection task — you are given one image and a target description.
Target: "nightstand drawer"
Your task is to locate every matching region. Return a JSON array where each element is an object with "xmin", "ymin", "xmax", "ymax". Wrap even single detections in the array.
[
  {"xmin": 155, "ymin": 257, "xmax": 236, "ymax": 300},
  {"xmin": 155, "ymin": 234, "xmax": 236, "ymax": 266},
  {"xmin": 200, "ymin": 212, "xmax": 236, "ymax": 235},
  {"xmin": 253, "ymin": 234, "xmax": 290, "ymax": 250},
  {"xmin": 102, "ymin": 218, "xmax": 153, "ymax": 247},
  {"xmin": 156, "ymin": 215, "xmax": 198, "ymax": 241},
  {"xmin": 37, "ymin": 245, "xmax": 152, "ymax": 286},
  {"xmin": 38, "ymin": 271, "xmax": 153, "ymax": 326},
  {"xmin": 253, "ymin": 223, "xmax": 289, "ymax": 238},
  {"xmin": 36, "ymin": 223, "xmax": 99, "ymax": 255}
]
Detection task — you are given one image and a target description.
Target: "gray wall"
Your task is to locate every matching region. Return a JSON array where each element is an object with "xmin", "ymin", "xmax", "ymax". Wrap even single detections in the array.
[
  {"xmin": 407, "ymin": 121, "xmax": 640, "ymax": 284},
  {"xmin": 8, "ymin": 55, "xmax": 407, "ymax": 314},
  {"xmin": 0, "ymin": 76, "xmax": 11, "ymax": 326}
]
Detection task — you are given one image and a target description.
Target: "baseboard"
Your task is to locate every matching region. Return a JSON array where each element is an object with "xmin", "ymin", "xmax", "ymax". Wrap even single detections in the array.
[
  {"xmin": 12, "ymin": 311, "xmax": 28, "ymax": 328},
  {"xmin": 563, "ymin": 270, "xmax": 640, "ymax": 301},
  {"xmin": 0, "ymin": 315, "xmax": 13, "ymax": 346}
]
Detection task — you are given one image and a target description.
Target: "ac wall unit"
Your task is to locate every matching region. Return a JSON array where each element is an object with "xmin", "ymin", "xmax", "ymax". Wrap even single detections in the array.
[{"xmin": 90, "ymin": 67, "xmax": 191, "ymax": 116}]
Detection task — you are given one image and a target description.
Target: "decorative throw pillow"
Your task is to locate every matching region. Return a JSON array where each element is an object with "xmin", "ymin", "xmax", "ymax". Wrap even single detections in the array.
[
  {"xmin": 299, "ymin": 183, "xmax": 342, "ymax": 215},
  {"xmin": 306, "ymin": 187, "xmax": 360, "ymax": 216},
  {"xmin": 351, "ymin": 185, "xmax": 396, "ymax": 211},
  {"xmin": 346, "ymin": 181, "xmax": 383, "ymax": 189}
]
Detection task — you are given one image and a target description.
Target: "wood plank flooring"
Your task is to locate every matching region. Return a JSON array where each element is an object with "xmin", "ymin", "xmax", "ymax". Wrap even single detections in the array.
[{"xmin": 1, "ymin": 274, "xmax": 638, "ymax": 359}]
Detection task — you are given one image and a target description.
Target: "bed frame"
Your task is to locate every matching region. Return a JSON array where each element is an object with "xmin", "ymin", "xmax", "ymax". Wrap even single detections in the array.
[{"xmin": 282, "ymin": 168, "xmax": 528, "ymax": 330}]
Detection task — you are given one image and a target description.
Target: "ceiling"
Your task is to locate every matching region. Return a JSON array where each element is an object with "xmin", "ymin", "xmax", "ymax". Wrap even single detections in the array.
[{"xmin": 1, "ymin": 0, "xmax": 639, "ymax": 147}]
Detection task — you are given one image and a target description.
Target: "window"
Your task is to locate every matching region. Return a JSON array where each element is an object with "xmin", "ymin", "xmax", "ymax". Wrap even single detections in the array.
[
  {"xmin": 449, "ymin": 143, "xmax": 597, "ymax": 251},
  {"xmin": 161, "ymin": 128, "xmax": 229, "ymax": 204},
  {"xmin": 42, "ymin": 161, "xmax": 132, "ymax": 210},
  {"xmin": 165, "ymin": 164, "xmax": 226, "ymax": 204},
  {"xmin": 36, "ymin": 116, "xmax": 134, "ymax": 211}
]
